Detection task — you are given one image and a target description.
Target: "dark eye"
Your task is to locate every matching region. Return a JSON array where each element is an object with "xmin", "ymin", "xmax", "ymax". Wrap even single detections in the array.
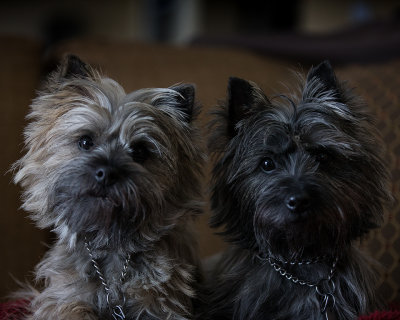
[
  {"xmin": 261, "ymin": 157, "xmax": 275, "ymax": 172},
  {"xmin": 315, "ymin": 150, "xmax": 329, "ymax": 163},
  {"xmin": 78, "ymin": 135, "xmax": 94, "ymax": 151},
  {"xmin": 130, "ymin": 143, "xmax": 149, "ymax": 163}
]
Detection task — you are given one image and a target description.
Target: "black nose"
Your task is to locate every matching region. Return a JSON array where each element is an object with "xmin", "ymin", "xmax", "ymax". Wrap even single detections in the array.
[
  {"xmin": 95, "ymin": 166, "xmax": 117, "ymax": 185},
  {"xmin": 285, "ymin": 192, "xmax": 310, "ymax": 213}
]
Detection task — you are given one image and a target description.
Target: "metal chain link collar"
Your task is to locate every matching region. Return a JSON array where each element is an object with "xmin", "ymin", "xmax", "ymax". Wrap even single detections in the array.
[
  {"xmin": 84, "ymin": 237, "xmax": 132, "ymax": 320},
  {"xmin": 256, "ymin": 251, "xmax": 339, "ymax": 320}
]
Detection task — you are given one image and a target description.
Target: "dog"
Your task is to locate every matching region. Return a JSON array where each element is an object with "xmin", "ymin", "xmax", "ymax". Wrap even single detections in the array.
[
  {"xmin": 202, "ymin": 61, "xmax": 392, "ymax": 320},
  {"xmin": 13, "ymin": 55, "xmax": 204, "ymax": 320}
]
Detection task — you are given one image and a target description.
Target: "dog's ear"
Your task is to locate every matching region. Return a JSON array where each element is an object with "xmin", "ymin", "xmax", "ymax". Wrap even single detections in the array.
[
  {"xmin": 169, "ymin": 84, "xmax": 195, "ymax": 123},
  {"xmin": 305, "ymin": 60, "xmax": 340, "ymax": 97},
  {"xmin": 227, "ymin": 77, "xmax": 267, "ymax": 136},
  {"xmin": 59, "ymin": 54, "xmax": 93, "ymax": 79}
]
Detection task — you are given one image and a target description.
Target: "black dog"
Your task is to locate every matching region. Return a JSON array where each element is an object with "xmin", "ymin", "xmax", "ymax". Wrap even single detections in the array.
[{"xmin": 203, "ymin": 61, "xmax": 391, "ymax": 320}]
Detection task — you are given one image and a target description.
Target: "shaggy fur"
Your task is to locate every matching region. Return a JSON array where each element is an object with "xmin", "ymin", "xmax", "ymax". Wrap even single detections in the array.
[
  {"xmin": 13, "ymin": 55, "xmax": 205, "ymax": 320},
  {"xmin": 202, "ymin": 61, "xmax": 392, "ymax": 320}
]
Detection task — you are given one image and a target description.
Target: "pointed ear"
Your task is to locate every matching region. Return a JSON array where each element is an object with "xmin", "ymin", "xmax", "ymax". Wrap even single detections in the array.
[
  {"xmin": 227, "ymin": 77, "xmax": 266, "ymax": 136},
  {"xmin": 59, "ymin": 54, "xmax": 92, "ymax": 79},
  {"xmin": 169, "ymin": 84, "xmax": 195, "ymax": 122},
  {"xmin": 306, "ymin": 60, "xmax": 339, "ymax": 95}
]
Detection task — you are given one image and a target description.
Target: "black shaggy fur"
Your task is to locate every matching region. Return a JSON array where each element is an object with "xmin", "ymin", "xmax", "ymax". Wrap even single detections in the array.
[{"xmin": 202, "ymin": 61, "xmax": 392, "ymax": 320}]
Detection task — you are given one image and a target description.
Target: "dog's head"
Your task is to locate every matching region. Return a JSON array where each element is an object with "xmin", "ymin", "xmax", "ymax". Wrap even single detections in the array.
[
  {"xmin": 210, "ymin": 61, "xmax": 391, "ymax": 257},
  {"xmin": 14, "ymin": 55, "xmax": 204, "ymax": 248}
]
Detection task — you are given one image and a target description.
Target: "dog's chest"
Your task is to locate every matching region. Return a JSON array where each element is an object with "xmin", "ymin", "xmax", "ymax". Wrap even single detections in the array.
[
  {"xmin": 92, "ymin": 252, "xmax": 189, "ymax": 320},
  {"xmin": 238, "ymin": 265, "xmax": 338, "ymax": 320}
]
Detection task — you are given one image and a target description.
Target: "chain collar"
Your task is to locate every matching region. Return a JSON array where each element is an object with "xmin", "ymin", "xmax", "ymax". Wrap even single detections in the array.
[
  {"xmin": 84, "ymin": 237, "xmax": 132, "ymax": 320},
  {"xmin": 256, "ymin": 251, "xmax": 339, "ymax": 320}
]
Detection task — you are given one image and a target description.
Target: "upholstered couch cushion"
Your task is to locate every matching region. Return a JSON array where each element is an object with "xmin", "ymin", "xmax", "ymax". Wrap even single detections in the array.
[{"xmin": 0, "ymin": 37, "xmax": 50, "ymax": 299}]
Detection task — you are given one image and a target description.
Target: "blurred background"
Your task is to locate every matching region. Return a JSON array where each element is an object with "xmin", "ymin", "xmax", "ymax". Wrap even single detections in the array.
[
  {"xmin": 0, "ymin": 0, "xmax": 398, "ymax": 41},
  {"xmin": 0, "ymin": 0, "xmax": 399, "ymax": 60},
  {"xmin": 0, "ymin": 0, "xmax": 399, "ymax": 305}
]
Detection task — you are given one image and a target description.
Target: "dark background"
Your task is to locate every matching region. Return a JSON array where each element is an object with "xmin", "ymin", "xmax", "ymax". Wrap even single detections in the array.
[
  {"xmin": 0, "ymin": 0, "xmax": 399, "ymax": 303},
  {"xmin": 0, "ymin": 0, "xmax": 398, "ymax": 46}
]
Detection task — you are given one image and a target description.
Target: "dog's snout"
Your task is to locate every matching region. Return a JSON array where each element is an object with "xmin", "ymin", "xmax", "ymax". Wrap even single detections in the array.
[
  {"xmin": 285, "ymin": 192, "xmax": 310, "ymax": 213},
  {"xmin": 94, "ymin": 166, "xmax": 117, "ymax": 185},
  {"xmin": 95, "ymin": 167, "xmax": 106, "ymax": 182}
]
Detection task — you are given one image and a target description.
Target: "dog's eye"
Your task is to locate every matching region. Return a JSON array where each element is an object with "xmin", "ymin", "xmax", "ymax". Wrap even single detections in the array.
[
  {"xmin": 315, "ymin": 151, "xmax": 329, "ymax": 163},
  {"xmin": 130, "ymin": 143, "xmax": 149, "ymax": 163},
  {"xmin": 78, "ymin": 135, "xmax": 94, "ymax": 151},
  {"xmin": 261, "ymin": 157, "xmax": 275, "ymax": 172}
]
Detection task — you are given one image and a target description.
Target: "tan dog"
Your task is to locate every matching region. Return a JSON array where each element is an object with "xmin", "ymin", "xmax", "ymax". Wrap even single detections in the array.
[{"xmin": 13, "ymin": 55, "xmax": 204, "ymax": 320}]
